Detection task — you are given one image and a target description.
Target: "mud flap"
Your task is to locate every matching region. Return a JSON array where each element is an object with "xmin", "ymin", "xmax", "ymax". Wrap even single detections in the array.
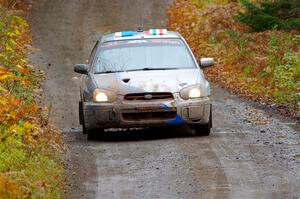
[
  {"xmin": 79, "ymin": 101, "xmax": 83, "ymax": 125},
  {"xmin": 209, "ymin": 104, "xmax": 212, "ymax": 128}
]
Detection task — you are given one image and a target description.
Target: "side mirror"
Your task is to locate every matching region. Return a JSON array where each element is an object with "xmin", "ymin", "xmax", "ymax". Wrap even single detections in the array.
[
  {"xmin": 74, "ymin": 64, "xmax": 89, "ymax": 74},
  {"xmin": 200, "ymin": 58, "xmax": 214, "ymax": 68}
]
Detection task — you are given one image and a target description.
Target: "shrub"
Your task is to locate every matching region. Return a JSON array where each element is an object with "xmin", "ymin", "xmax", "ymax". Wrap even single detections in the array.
[{"xmin": 238, "ymin": 0, "xmax": 300, "ymax": 32}]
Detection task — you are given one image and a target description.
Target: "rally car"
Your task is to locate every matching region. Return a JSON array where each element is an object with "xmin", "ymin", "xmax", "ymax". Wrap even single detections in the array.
[{"xmin": 74, "ymin": 29, "xmax": 214, "ymax": 140}]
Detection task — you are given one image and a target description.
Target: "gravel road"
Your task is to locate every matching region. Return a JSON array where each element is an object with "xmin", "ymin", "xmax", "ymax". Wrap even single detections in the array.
[{"xmin": 29, "ymin": 0, "xmax": 300, "ymax": 198}]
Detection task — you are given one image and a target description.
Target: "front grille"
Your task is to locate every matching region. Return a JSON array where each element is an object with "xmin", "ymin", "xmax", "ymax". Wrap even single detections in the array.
[
  {"xmin": 124, "ymin": 92, "xmax": 174, "ymax": 101},
  {"xmin": 122, "ymin": 111, "xmax": 177, "ymax": 121}
]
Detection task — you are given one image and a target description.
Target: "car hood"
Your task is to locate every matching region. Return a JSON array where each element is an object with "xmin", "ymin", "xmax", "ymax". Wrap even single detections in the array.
[{"xmin": 93, "ymin": 69, "xmax": 207, "ymax": 95}]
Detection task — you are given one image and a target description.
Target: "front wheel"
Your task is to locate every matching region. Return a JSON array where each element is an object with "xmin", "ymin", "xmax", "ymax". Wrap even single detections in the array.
[{"xmin": 194, "ymin": 105, "xmax": 212, "ymax": 136}]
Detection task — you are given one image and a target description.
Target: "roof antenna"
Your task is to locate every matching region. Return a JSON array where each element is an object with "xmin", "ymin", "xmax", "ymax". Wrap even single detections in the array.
[{"xmin": 137, "ymin": 27, "xmax": 143, "ymax": 32}]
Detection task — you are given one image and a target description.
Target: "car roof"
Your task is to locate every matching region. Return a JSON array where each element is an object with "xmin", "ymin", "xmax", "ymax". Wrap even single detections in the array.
[{"xmin": 100, "ymin": 29, "xmax": 182, "ymax": 43}]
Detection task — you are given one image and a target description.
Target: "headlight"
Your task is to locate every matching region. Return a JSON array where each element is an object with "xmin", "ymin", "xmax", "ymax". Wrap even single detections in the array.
[
  {"xmin": 180, "ymin": 84, "xmax": 205, "ymax": 100},
  {"xmin": 189, "ymin": 88, "xmax": 201, "ymax": 98},
  {"xmin": 95, "ymin": 92, "xmax": 108, "ymax": 102},
  {"xmin": 93, "ymin": 89, "xmax": 116, "ymax": 103}
]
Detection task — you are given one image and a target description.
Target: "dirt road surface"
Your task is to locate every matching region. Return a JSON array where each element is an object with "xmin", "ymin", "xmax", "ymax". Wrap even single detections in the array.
[{"xmin": 29, "ymin": 0, "xmax": 300, "ymax": 198}]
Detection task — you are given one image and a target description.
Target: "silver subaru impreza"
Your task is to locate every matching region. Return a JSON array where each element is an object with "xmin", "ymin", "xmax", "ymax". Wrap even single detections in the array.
[{"xmin": 74, "ymin": 29, "xmax": 214, "ymax": 140}]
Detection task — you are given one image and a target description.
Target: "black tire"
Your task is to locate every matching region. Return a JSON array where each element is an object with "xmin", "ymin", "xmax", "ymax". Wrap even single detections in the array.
[
  {"xmin": 194, "ymin": 105, "xmax": 212, "ymax": 136},
  {"xmin": 79, "ymin": 101, "xmax": 87, "ymax": 134},
  {"xmin": 87, "ymin": 128, "xmax": 104, "ymax": 141}
]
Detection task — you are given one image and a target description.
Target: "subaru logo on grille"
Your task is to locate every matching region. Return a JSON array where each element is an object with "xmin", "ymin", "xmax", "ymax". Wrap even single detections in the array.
[{"xmin": 144, "ymin": 94, "xmax": 153, "ymax": 99}]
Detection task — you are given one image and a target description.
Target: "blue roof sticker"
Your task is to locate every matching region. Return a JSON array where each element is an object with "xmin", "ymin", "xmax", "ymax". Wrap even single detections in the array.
[{"xmin": 115, "ymin": 31, "xmax": 137, "ymax": 38}]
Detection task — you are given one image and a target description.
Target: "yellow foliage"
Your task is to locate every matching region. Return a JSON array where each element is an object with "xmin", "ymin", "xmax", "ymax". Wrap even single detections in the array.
[
  {"xmin": 0, "ymin": 174, "xmax": 29, "ymax": 198},
  {"xmin": 191, "ymin": 0, "xmax": 229, "ymax": 9},
  {"xmin": 0, "ymin": 6, "xmax": 65, "ymax": 198}
]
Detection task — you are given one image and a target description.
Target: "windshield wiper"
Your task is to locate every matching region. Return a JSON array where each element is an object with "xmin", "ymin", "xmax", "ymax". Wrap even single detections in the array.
[
  {"xmin": 95, "ymin": 68, "xmax": 181, "ymax": 74},
  {"xmin": 127, "ymin": 67, "xmax": 180, "ymax": 72},
  {"xmin": 94, "ymin": 70, "xmax": 124, "ymax": 74}
]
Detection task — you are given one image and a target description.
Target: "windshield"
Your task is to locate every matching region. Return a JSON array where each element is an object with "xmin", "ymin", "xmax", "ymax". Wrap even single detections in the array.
[{"xmin": 93, "ymin": 39, "xmax": 197, "ymax": 73}]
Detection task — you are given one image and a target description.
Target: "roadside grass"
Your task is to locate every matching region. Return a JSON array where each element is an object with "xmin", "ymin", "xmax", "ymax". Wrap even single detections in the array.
[
  {"xmin": 168, "ymin": 0, "xmax": 300, "ymax": 119},
  {"xmin": 0, "ymin": 4, "xmax": 64, "ymax": 198}
]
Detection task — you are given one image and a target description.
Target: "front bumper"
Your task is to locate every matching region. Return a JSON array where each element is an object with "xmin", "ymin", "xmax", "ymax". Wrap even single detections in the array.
[{"xmin": 82, "ymin": 96, "xmax": 211, "ymax": 130}]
